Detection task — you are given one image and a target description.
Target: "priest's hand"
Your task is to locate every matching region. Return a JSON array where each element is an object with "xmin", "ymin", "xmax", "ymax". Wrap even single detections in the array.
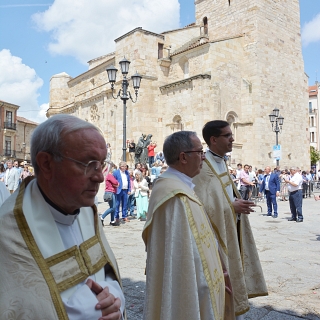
[
  {"xmin": 232, "ymin": 198, "xmax": 255, "ymax": 214},
  {"xmin": 86, "ymin": 279, "xmax": 122, "ymax": 320}
]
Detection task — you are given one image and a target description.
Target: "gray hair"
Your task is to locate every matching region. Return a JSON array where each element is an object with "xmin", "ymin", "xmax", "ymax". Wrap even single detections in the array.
[
  {"xmin": 163, "ymin": 131, "xmax": 197, "ymax": 165},
  {"xmin": 31, "ymin": 114, "xmax": 101, "ymax": 175},
  {"xmin": 135, "ymin": 170, "xmax": 143, "ymax": 182}
]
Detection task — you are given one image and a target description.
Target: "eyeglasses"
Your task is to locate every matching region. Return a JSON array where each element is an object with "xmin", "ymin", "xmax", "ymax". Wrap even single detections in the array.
[
  {"xmin": 178, "ymin": 150, "xmax": 205, "ymax": 160},
  {"xmin": 183, "ymin": 150, "xmax": 205, "ymax": 156},
  {"xmin": 218, "ymin": 133, "xmax": 233, "ymax": 139},
  {"xmin": 59, "ymin": 155, "xmax": 108, "ymax": 176}
]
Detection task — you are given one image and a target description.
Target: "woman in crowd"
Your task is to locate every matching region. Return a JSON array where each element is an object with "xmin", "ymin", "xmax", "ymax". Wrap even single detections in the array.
[
  {"xmin": 0, "ymin": 164, "xmax": 5, "ymax": 182},
  {"xmin": 133, "ymin": 171, "xmax": 149, "ymax": 220},
  {"xmin": 280, "ymin": 170, "xmax": 289, "ymax": 201},
  {"xmin": 127, "ymin": 169, "xmax": 136, "ymax": 217},
  {"xmin": 20, "ymin": 166, "xmax": 31, "ymax": 180},
  {"xmin": 140, "ymin": 163, "xmax": 151, "ymax": 190},
  {"xmin": 100, "ymin": 167, "xmax": 120, "ymax": 226}
]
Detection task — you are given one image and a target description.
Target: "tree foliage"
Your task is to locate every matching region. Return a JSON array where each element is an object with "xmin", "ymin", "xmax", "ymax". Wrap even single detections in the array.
[{"xmin": 310, "ymin": 146, "xmax": 320, "ymax": 165}]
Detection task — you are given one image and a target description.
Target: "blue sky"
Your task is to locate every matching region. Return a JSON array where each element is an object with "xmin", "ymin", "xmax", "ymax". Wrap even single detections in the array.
[{"xmin": 0, "ymin": 0, "xmax": 319, "ymax": 123}]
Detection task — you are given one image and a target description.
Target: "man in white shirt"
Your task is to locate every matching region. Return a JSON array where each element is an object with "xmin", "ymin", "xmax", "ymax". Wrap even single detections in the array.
[
  {"xmin": 284, "ymin": 167, "xmax": 304, "ymax": 222},
  {"xmin": 0, "ymin": 115, "xmax": 125, "ymax": 320},
  {"xmin": 4, "ymin": 160, "xmax": 20, "ymax": 193}
]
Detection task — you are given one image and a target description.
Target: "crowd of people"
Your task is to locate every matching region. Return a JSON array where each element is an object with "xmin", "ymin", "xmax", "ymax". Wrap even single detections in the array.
[
  {"xmin": 99, "ymin": 153, "xmax": 168, "ymax": 227},
  {"xmin": 0, "ymin": 114, "xmax": 316, "ymax": 320},
  {"xmin": 229, "ymin": 163, "xmax": 314, "ymax": 222},
  {"xmin": 0, "ymin": 159, "xmax": 33, "ymax": 205}
]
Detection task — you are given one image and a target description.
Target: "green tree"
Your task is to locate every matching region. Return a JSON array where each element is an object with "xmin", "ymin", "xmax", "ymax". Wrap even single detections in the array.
[{"xmin": 310, "ymin": 146, "xmax": 320, "ymax": 165}]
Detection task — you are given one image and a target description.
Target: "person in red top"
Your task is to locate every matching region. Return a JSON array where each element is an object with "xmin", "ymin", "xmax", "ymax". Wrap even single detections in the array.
[
  {"xmin": 100, "ymin": 167, "xmax": 120, "ymax": 226},
  {"xmin": 147, "ymin": 142, "xmax": 157, "ymax": 168}
]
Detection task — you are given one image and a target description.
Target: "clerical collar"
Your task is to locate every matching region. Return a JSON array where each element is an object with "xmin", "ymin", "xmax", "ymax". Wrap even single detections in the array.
[
  {"xmin": 166, "ymin": 167, "xmax": 195, "ymax": 190},
  {"xmin": 208, "ymin": 149, "xmax": 223, "ymax": 159},
  {"xmin": 37, "ymin": 183, "xmax": 80, "ymax": 216}
]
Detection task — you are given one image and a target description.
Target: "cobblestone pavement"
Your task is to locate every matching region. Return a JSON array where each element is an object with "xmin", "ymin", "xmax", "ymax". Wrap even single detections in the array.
[{"xmin": 97, "ymin": 186, "xmax": 320, "ymax": 320}]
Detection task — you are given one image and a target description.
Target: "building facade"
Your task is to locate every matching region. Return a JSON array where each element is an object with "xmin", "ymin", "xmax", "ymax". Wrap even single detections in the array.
[
  {"xmin": 0, "ymin": 100, "xmax": 38, "ymax": 164},
  {"xmin": 48, "ymin": 0, "xmax": 309, "ymax": 168},
  {"xmin": 0, "ymin": 100, "xmax": 19, "ymax": 161},
  {"xmin": 309, "ymin": 82, "xmax": 320, "ymax": 168},
  {"xmin": 15, "ymin": 116, "xmax": 38, "ymax": 163}
]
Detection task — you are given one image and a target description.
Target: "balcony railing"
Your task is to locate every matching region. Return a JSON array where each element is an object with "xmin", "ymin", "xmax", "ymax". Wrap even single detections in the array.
[
  {"xmin": 3, "ymin": 122, "xmax": 17, "ymax": 130},
  {"xmin": 3, "ymin": 149, "xmax": 16, "ymax": 157}
]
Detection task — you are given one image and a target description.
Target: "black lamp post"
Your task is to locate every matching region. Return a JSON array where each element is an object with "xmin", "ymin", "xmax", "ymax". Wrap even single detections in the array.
[
  {"xmin": 106, "ymin": 58, "xmax": 142, "ymax": 161},
  {"xmin": 269, "ymin": 108, "xmax": 284, "ymax": 166}
]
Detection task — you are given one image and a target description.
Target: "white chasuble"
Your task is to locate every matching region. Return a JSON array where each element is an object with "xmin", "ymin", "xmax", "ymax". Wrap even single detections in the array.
[
  {"xmin": 193, "ymin": 152, "xmax": 268, "ymax": 317},
  {"xmin": 142, "ymin": 171, "xmax": 231, "ymax": 320},
  {"xmin": 0, "ymin": 177, "xmax": 124, "ymax": 320}
]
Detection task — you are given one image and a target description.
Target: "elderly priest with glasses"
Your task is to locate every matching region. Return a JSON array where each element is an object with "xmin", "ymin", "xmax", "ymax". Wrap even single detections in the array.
[
  {"xmin": 0, "ymin": 115, "xmax": 125, "ymax": 320},
  {"xmin": 143, "ymin": 131, "xmax": 234, "ymax": 320}
]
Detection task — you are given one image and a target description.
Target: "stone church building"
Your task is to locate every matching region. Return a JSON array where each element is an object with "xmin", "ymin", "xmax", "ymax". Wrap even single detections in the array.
[{"xmin": 48, "ymin": 0, "xmax": 309, "ymax": 168}]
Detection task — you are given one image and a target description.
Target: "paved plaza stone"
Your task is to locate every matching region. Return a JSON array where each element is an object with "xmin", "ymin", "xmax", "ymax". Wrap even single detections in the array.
[{"xmin": 97, "ymin": 186, "xmax": 320, "ymax": 320}]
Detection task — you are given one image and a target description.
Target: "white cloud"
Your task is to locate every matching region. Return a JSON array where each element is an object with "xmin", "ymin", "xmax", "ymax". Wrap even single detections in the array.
[
  {"xmin": 0, "ymin": 49, "xmax": 46, "ymax": 123},
  {"xmin": 32, "ymin": 0, "xmax": 180, "ymax": 64},
  {"xmin": 302, "ymin": 13, "xmax": 320, "ymax": 46}
]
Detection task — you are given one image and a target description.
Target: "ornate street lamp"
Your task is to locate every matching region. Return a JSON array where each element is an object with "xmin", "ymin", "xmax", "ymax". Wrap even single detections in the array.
[
  {"xmin": 106, "ymin": 58, "xmax": 142, "ymax": 161},
  {"xmin": 269, "ymin": 108, "xmax": 284, "ymax": 166}
]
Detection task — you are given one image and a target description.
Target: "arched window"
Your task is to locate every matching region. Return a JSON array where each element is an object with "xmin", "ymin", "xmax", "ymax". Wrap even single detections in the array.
[
  {"xmin": 172, "ymin": 115, "xmax": 183, "ymax": 132},
  {"xmin": 226, "ymin": 111, "xmax": 238, "ymax": 140},
  {"xmin": 203, "ymin": 17, "xmax": 208, "ymax": 35}
]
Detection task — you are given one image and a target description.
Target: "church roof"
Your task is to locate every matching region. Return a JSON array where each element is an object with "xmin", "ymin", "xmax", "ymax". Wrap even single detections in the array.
[{"xmin": 114, "ymin": 27, "xmax": 164, "ymax": 42}]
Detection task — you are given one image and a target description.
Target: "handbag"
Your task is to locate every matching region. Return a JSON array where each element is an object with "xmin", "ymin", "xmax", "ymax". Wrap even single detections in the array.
[{"xmin": 103, "ymin": 192, "xmax": 113, "ymax": 202}]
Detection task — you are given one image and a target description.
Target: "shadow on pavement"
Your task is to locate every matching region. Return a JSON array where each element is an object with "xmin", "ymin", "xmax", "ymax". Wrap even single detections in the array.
[
  {"xmin": 247, "ymin": 303, "xmax": 320, "ymax": 320},
  {"xmin": 121, "ymin": 277, "xmax": 320, "ymax": 320}
]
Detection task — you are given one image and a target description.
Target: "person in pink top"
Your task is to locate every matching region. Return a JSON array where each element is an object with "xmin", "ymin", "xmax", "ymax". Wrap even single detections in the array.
[
  {"xmin": 100, "ymin": 167, "xmax": 120, "ymax": 226},
  {"xmin": 239, "ymin": 164, "xmax": 255, "ymax": 200}
]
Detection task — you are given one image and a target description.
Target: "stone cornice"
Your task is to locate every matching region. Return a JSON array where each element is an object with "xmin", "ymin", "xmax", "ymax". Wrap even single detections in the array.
[
  {"xmin": 159, "ymin": 73, "xmax": 211, "ymax": 92},
  {"xmin": 210, "ymin": 34, "xmax": 244, "ymax": 44},
  {"xmin": 68, "ymin": 57, "xmax": 115, "ymax": 85},
  {"xmin": 233, "ymin": 122, "xmax": 253, "ymax": 127}
]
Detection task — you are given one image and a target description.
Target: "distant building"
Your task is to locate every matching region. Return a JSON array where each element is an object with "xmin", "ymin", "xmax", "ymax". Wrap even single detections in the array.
[
  {"xmin": 48, "ymin": 0, "xmax": 309, "ymax": 168},
  {"xmin": 0, "ymin": 100, "xmax": 38, "ymax": 164},
  {"xmin": 309, "ymin": 82, "xmax": 320, "ymax": 168},
  {"xmin": 16, "ymin": 116, "xmax": 38, "ymax": 163}
]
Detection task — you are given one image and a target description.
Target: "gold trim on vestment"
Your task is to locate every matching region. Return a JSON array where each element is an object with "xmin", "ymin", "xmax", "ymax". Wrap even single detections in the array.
[
  {"xmin": 46, "ymin": 245, "xmax": 89, "ymax": 293},
  {"xmin": 92, "ymin": 205, "xmax": 123, "ymax": 289},
  {"xmin": 80, "ymin": 236, "xmax": 109, "ymax": 275},
  {"xmin": 13, "ymin": 177, "xmax": 125, "ymax": 320},
  {"xmin": 143, "ymin": 188, "xmax": 202, "ymax": 238},
  {"xmin": 14, "ymin": 177, "xmax": 69, "ymax": 320},
  {"xmin": 181, "ymin": 195, "xmax": 224, "ymax": 320},
  {"xmin": 204, "ymin": 159, "xmax": 237, "ymax": 222}
]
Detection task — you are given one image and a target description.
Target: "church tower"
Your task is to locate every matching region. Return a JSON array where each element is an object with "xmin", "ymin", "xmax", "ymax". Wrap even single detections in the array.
[{"xmin": 194, "ymin": 0, "xmax": 308, "ymax": 167}]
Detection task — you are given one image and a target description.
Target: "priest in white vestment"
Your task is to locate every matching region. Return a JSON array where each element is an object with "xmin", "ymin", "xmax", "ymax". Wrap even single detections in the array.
[
  {"xmin": 193, "ymin": 120, "xmax": 268, "ymax": 319},
  {"xmin": 0, "ymin": 115, "xmax": 125, "ymax": 320},
  {"xmin": 142, "ymin": 131, "xmax": 234, "ymax": 320}
]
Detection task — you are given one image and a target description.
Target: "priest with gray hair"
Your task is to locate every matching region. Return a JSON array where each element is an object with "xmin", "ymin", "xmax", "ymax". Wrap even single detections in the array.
[{"xmin": 0, "ymin": 114, "xmax": 125, "ymax": 320}]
